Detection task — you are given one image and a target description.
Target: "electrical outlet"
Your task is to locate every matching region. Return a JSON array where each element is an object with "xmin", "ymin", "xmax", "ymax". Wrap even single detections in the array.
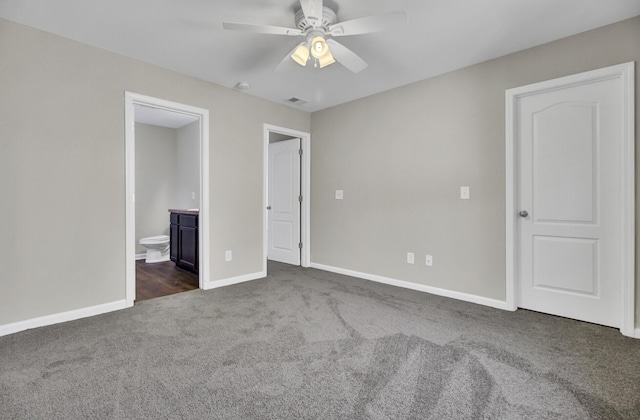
[
  {"xmin": 426, "ymin": 255, "xmax": 433, "ymax": 266},
  {"xmin": 225, "ymin": 250, "xmax": 232, "ymax": 262},
  {"xmin": 191, "ymin": 191, "xmax": 196, "ymax": 200},
  {"xmin": 335, "ymin": 190, "xmax": 344, "ymax": 200},
  {"xmin": 407, "ymin": 252, "xmax": 414, "ymax": 264},
  {"xmin": 460, "ymin": 186, "xmax": 470, "ymax": 200}
]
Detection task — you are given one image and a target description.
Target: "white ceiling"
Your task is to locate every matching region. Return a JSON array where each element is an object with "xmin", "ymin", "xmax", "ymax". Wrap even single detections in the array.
[{"xmin": 1, "ymin": 0, "xmax": 639, "ymax": 112}]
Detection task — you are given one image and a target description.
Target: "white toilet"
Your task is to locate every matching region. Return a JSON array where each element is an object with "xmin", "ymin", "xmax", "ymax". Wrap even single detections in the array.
[{"xmin": 139, "ymin": 235, "xmax": 170, "ymax": 263}]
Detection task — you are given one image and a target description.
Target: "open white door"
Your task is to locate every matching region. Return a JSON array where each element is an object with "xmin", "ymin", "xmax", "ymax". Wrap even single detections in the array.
[
  {"xmin": 507, "ymin": 63, "xmax": 634, "ymax": 331},
  {"xmin": 268, "ymin": 138, "xmax": 301, "ymax": 265}
]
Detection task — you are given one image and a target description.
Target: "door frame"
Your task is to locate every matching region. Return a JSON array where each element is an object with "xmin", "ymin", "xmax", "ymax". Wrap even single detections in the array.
[
  {"xmin": 263, "ymin": 124, "xmax": 311, "ymax": 269},
  {"xmin": 504, "ymin": 62, "xmax": 635, "ymax": 337},
  {"xmin": 124, "ymin": 92, "xmax": 210, "ymax": 307}
]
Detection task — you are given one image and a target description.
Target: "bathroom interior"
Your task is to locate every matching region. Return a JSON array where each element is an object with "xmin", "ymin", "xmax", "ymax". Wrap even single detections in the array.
[{"xmin": 134, "ymin": 104, "xmax": 201, "ymax": 302}]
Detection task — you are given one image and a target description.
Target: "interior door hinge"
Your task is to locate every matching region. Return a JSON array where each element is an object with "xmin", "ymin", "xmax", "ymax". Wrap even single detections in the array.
[
  {"xmin": 299, "ymin": 149, "xmax": 303, "ymax": 156},
  {"xmin": 298, "ymin": 242, "xmax": 303, "ymax": 249},
  {"xmin": 298, "ymin": 195, "xmax": 302, "ymax": 202}
]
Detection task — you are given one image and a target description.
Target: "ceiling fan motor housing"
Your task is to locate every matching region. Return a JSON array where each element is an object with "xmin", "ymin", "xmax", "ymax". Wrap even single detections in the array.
[{"xmin": 295, "ymin": 7, "xmax": 337, "ymax": 34}]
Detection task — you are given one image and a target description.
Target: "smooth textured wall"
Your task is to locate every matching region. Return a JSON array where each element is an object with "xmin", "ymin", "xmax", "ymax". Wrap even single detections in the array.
[
  {"xmin": 310, "ymin": 17, "xmax": 639, "ymax": 322},
  {"xmin": 176, "ymin": 121, "xmax": 200, "ymax": 210},
  {"xmin": 135, "ymin": 123, "xmax": 177, "ymax": 254},
  {"xmin": 0, "ymin": 18, "xmax": 309, "ymax": 326}
]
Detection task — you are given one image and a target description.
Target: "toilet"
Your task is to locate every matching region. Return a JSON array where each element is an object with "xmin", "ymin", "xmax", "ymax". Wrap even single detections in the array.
[{"xmin": 139, "ymin": 235, "xmax": 170, "ymax": 263}]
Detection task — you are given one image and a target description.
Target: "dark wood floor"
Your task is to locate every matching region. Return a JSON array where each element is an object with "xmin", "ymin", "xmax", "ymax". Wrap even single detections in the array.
[{"xmin": 135, "ymin": 259, "xmax": 199, "ymax": 302}]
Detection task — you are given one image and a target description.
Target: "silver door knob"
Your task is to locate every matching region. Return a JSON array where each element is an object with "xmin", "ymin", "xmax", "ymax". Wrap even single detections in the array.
[
  {"xmin": 519, "ymin": 210, "xmax": 529, "ymax": 218},
  {"xmin": 266, "ymin": 206, "xmax": 272, "ymax": 210}
]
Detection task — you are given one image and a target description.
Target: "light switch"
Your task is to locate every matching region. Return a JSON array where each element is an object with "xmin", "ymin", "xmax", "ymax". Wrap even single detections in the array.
[
  {"xmin": 407, "ymin": 252, "xmax": 414, "ymax": 264},
  {"xmin": 335, "ymin": 190, "xmax": 344, "ymax": 200},
  {"xmin": 225, "ymin": 250, "xmax": 232, "ymax": 262},
  {"xmin": 191, "ymin": 191, "xmax": 196, "ymax": 200},
  {"xmin": 460, "ymin": 186, "xmax": 470, "ymax": 200}
]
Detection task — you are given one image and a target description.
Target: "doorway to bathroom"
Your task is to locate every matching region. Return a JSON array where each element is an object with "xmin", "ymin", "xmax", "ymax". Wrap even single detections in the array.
[{"xmin": 124, "ymin": 92, "xmax": 210, "ymax": 306}]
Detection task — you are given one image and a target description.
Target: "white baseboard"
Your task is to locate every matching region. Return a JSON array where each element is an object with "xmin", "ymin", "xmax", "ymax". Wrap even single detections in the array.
[
  {"xmin": 0, "ymin": 269, "xmax": 267, "ymax": 337},
  {"xmin": 0, "ymin": 300, "xmax": 127, "ymax": 337},
  {"xmin": 310, "ymin": 263, "xmax": 511, "ymax": 311},
  {"xmin": 2, "ymin": 267, "xmax": 633, "ymax": 338},
  {"xmin": 135, "ymin": 253, "xmax": 146, "ymax": 260},
  {"xmin": 202, "ymin": 270, "xmax": 266, "ymax": 290}
]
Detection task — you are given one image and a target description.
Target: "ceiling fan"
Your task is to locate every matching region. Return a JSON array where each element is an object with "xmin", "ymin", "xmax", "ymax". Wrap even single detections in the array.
[{"xmin": 222, "ymin": 0, "xmax": 407, "ymax": 73}]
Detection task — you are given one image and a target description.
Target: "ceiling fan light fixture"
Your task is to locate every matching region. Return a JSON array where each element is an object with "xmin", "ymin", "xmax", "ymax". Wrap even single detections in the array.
[
  {"xmin": 224, "ymin": 2, "xmax": 408, "ymax": 74},
  {"xmin": 308, "ymin": 35, "xmax": 335, "ymax": 68},
  {"xmin": 291, "ymin": 43, "xmax": 310, "ymax": 66},
  {"xmin": 310, "ymin": 36, "xmax": 328, "ymax": 59},
  {"xmin": 317, "ymin": 49, "xmax": 335, "ymax": 68}
]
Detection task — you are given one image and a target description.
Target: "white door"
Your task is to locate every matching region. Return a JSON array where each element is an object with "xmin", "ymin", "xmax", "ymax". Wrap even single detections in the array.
[
  {"xmin": 512, "ymin": 65, "xmax": 633, "ymax": 328},
  {"xmin": 268, "ymin": 138, "xmax": 301, "ymax": 265}
]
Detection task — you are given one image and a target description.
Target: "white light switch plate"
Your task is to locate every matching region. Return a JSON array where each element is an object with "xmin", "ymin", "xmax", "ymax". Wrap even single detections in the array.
[
  {"xmin": 407, "ymin": 252, "xmax": 414, "ymax": 264},
  {"xmin": 225, "ymin": 250, "xmax": 232, "ymax": 262},
  {"xmin": 460, "ymin": 186, "xmax": 470, "ymax": 200},
  {"xmin": 335, "ymin": 190, "xmax": 344, "ymax": 200}
]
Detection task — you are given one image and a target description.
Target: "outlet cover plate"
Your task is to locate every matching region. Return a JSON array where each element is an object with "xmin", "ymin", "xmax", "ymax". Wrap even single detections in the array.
[{"xmin": 426, "ymin": 255, "xmax": 433, "ymax": 266}]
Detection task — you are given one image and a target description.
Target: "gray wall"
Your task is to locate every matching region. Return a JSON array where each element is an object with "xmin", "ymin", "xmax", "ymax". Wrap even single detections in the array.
[
  {"xmin": 134, "ymin": 123, "xmax": 177, "ymax": 254},
  {"xmin": 1, "ymin": 14, "xmax": 638, "ymax": 329},
  {"xmin": 176, "ymin": 120, "xmax": 200, "ymax": 210},
  {"xmin": 0, "ymin": 18, "xmax": 309, "ymax": 325},
  {"xmin": 269, "ymin": 132, "xmax": 297, "ymax": 144},
  {"xmin": 310, "ymin": 16, "xmax": 640, "ymax": 322}
]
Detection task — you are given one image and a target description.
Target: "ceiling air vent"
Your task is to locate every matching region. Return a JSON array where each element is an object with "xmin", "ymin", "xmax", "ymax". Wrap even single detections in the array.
[{"xmin": 285, "ymin": 97, "xmax": 308, "ymax": 106}]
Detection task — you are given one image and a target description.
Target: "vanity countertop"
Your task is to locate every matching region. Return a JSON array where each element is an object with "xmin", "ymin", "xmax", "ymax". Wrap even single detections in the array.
[{"xmin": 168, "ymin": 209, "xmax": 199, "ymax": 215}]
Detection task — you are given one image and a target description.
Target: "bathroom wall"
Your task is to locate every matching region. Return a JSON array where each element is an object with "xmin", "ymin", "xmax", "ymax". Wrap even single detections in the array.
[
  {"xmin": 135, "ymin": 123, "xmax": 177, "ymax": 255},
  {"xmin": 176, "ymin": 120, "xmax": 200, "ymax": 210}
]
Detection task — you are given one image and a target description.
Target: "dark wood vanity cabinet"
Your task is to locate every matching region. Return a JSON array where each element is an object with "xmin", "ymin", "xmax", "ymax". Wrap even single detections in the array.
[{"xmin": 169, "ymin": 212, "xmax": 198, "ymax": 275}]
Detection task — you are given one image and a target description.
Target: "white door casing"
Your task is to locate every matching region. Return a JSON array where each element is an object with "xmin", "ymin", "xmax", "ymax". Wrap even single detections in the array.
[
  {"xmin": 506, "ymin": 62, "xmax": 635, "ymax": 336},
  {"xmin": 124, "ymin": 92, "xmax": 210, "ymax": 306},
  {"xmin": 268, "ymin": 138, "xmax": 301, "ymax": 265}
]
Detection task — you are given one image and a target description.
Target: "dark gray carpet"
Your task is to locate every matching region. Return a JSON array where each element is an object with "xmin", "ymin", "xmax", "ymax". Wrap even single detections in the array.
[{"xmin": 1, "ymin": 262, "xmax": 639, "ymax": 419}]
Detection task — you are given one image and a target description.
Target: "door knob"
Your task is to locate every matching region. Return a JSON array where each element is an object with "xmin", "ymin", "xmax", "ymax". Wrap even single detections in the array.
[
  {"xmin": 266, "ymin": 206, "xmax": 272, "ymax": 210},
  {"xmin": 519, "ymin": 210, "xmax": 529, "ymax": 218}
]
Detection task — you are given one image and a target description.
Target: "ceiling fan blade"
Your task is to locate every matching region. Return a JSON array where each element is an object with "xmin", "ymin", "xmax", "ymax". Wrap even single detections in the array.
[
  {"xmin": 300, "ymin": 0, "xmax": 324, "ymax": 28},
  {"xmin": 222, "ymin": 22, "xmax": 303, "ymax": 36},
  {"xmin": 325, "ymin": 39, "xmax": 368, "ymax": 73},
  {"xmin": 328, "ymin": 11, "xmax": 407, "ymax": 36},
  {"xmin": 274, "ymin": 42, "xmax": 306, "ymax": 72}
]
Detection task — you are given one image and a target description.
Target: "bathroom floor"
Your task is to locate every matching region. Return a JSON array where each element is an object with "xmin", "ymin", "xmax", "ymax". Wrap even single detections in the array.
[{"xmin": 135, "ymin": 260, "xmax": 199, "ymax": 302}]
